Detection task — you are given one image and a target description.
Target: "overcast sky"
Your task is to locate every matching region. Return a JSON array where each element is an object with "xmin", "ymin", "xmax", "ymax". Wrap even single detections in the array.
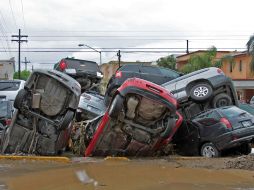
[{"xmin": 0, "ymin": 0, "xmax": 253, "ymax": 70}]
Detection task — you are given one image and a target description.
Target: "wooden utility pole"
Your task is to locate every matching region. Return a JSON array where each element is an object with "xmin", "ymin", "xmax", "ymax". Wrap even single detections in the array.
[
  {"xmin": 117, "ymin": 50, "xmax": 121, "ymax": 68},
  {"xmin": 11, "ymin": 29, "xmax": 28, "ymax": 79},
  {"xmin": 22, "ymin": 57, "xmax": 30, "ymax": 71}
]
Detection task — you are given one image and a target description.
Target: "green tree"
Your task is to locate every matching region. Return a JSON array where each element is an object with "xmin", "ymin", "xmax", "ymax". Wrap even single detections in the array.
[
  {"xmin": 246, "ymin": 34, "xmax": 254, "ymax": 72},
  {"xmin": 157, "ymin": 55, "xmax": 176, "ymax": 70},
  {"xmin": 13, "ymin": 70, "xmax": 31, "ymax": 80},
  {"xmin": 181, "ymin": 46, "xmax": 222, "ymax": 74}
]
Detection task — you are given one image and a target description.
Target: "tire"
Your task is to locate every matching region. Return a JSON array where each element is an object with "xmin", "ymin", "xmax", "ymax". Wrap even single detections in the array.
[
  {"xmin": 104, "ymin": 86, "xmax": 118, "ymax": 106},
  {"xmin": 58, "ymin": 110, "xmax": 75, "ymax": 131},
  {"xmin": 108, "ymin": 94, "xmax": 123, "ymax": 118},
  {"xmin": 200, "ymin": 142, "xmax": 221, "ymax": 158},
  {"xmin": 239, "ymin": 143, "xmax": 252, "ymax": 155},
  {"xmin": 14, "ymin": 89, "xmax": 28, "ymax": 109},
  {"xmin": 190, "ymin": 83, "xmax": 213, "ymax": 102},
  {"xmin": 212, "ymin": 93, "xmax": 232, "ymax": 108}
]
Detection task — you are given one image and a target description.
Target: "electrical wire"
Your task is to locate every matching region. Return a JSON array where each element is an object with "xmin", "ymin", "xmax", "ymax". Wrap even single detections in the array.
[{"xmin": 8, "ymin": 0, "xmax": 18, "ymax": 30}]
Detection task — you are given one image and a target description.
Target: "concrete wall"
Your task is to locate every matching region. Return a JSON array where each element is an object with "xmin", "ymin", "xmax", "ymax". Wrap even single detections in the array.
[{"xmin": 0, "ymin": 57, "xmax": 15, "ymax": 80}]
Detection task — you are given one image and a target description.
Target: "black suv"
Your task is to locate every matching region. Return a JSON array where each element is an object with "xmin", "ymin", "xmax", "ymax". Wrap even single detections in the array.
[
  {"xmin": 54, "ymin": 58, "xmax": 103, "ymax": 92},
  {"xmin": 104, "ymin": 64, "xmax": 181, "ymax": 105}
]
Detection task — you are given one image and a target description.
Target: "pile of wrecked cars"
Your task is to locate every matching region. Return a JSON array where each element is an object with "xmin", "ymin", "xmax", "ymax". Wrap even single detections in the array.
[{"xmin": 1, "ymin": 63, "xmax": 254, "ymax": 158}]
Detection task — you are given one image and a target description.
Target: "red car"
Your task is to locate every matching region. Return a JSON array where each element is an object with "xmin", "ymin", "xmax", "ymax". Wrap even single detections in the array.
[{"xmin": 84, "ymin": 78, "xmax": 183, "ymax": 157}]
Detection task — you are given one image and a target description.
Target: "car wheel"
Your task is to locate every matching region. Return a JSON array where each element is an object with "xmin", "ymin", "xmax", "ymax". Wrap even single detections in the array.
[
  {"xmin": 14, "ymin": 89, "xmax": 28, "ymax": 109},
  {"xmin": 58, "ymin": 110, "xmax": 75, "ymax": 131},
  {"xmin": 108, "ymin": 94, "xmax": 123, "ymax": 118},
  {"xmin": 105, "ymin": 87, "xmax": 118, "ymax": 106},
  {"xmin": 200, "ymin": 142, "xmax": 220, "ymax": 158},
  {"xmin": 212, "ymin": 93, "xmax": 232, "ymax": 108},
  {"xmin": 190, "ymin": 83, "xmax": 213, "ymax": 102}
]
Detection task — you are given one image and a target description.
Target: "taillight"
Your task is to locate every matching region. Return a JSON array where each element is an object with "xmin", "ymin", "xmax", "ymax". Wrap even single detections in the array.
[
  {"xmin": 115, "ymin": 71, "xmax": 122, "ymax": 78},
  {"xmin": 59, "ymin": 60, "xmax": 67, "ymax": 71},
  {"xmin": 5, "ymin": 119, "xmax": 11, "ymax": 126},
  {"xmin": 220, "ymin": 117, "xmax": 232, "ymax": 129}
]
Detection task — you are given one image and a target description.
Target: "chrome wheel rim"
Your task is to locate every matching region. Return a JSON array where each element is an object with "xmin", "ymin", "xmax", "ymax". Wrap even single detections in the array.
[
  {"xmin": 202, "ymin": 146, "xmax": 216, "ymax": 157},
  {"xmin": 193, "ymin": 86, "xmax": 209, "ymax": 97}
]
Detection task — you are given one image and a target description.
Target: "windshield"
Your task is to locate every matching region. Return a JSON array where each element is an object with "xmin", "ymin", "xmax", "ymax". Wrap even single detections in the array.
[
  {"xmin": 239, "ymin": 104, "xmax": 254, "ymax": 115},
  {"xmin": 0, "ymin": 81, "xmax": 20, "ymax": 91},
  {"xmin": 220, "ymin": 106, "xmax": 251, "ymax": 118},
  {"xmin": 0, "ymin": 101, "xmax": 8, "ymax": 117}
]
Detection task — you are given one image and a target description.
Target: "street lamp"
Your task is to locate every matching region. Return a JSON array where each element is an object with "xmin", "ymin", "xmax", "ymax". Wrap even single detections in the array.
[{"xmin": 78, "ymin": 44, "xmax": 102, "ymax": 64}]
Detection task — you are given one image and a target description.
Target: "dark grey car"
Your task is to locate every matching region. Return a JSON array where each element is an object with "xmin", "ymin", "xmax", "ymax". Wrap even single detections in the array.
[{"xmin": 1, "ymin": 69, "xmax": 81, "ymax": 155}]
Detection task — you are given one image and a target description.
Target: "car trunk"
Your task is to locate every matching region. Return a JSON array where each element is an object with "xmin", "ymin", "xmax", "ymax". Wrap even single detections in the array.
[{"xmin": 221, "ymin": 107, "xmax": 254, "ymax": 139}]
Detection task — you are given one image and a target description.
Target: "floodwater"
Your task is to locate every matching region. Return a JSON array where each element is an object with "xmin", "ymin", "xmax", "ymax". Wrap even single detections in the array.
[{"xmin": 0, "ymin": 156, "xmax": 254, "ymax": 190}]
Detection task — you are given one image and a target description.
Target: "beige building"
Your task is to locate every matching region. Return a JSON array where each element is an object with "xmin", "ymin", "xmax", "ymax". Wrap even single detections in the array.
[{"xmin": 0, "ymin": 57, "xmax": 15, "ymax": 80}]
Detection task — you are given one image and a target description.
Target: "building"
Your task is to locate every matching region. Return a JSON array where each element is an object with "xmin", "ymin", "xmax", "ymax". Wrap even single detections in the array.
[
  {"xmin": 220, "ymin": 52, "xmax": 254, "ymax": 102},
  {"xmin": 176, "ymin": 50, "xmax": 254, "ymax": 102},
  {"xmin": 0, "ymin": 57, "xmax": 15, "ymax": 80},
  {"xmin": 100, "ymin": 61, "xmax": 152, "ymax": 82},
  {"xmin": 176, "ymin": 50, "xmax": 232, "ymax": 70}
]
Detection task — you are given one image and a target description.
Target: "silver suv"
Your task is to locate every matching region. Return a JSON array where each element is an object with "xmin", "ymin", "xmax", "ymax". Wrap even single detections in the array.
[{"xmin": 162, "ymin": 67, "xmax": 238, "ymax": 109}]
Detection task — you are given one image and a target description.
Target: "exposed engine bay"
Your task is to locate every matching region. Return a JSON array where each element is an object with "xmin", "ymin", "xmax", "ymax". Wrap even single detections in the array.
[{"xmin": 79, "ymin": 93, "xmax": 180, "ymax": 157}]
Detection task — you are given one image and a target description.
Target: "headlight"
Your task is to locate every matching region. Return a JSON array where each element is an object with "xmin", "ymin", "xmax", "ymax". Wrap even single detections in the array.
[{"xmin": 96, "ymin": 72, "xmax": 103, "ymax": 78}]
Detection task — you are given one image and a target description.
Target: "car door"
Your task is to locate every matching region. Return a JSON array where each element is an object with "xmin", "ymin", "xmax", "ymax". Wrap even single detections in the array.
[
  {"xmin": 139, "ymin": 66, "xmax": 164, "ymax": 84},
  {"xmin": 192, "ymin": 110, "xmax": 223, "ymax": 142}
]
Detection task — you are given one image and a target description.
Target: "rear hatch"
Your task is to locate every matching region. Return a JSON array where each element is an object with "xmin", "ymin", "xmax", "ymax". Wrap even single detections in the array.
[
  {"xmin": 64, "ymin": 59, "xmax": 102, "ymax": 77},
  {"xmin": 220, "ymin": 106, "xmax": 254, "ymax": 139},
  {"xmin": 78, "ymin": 91, "xmax": 106, "ymax": 116}
]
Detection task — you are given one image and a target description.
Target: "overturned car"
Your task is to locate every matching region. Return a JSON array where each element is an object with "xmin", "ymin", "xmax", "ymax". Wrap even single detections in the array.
[
  {"xmin": 82, "ymin": 78, "xmax": 183, "ymax": 157},
  {"xmin": 1, "ymin": 70, "xmax": 81, "ymax": 155}
]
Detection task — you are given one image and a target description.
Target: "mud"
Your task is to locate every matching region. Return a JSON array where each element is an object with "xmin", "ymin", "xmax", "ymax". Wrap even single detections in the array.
[{"xmin": 1, "ymin": 156, "xmax": 254, "ymax": 190}]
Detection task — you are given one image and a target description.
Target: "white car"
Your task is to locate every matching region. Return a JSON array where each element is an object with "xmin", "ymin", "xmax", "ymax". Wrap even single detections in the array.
[
  {"xmin": 250, "ymin": 96, "xmax": 254, "ymax": 104},
  {"xmin": 0, "ymin": 80, "xmax": 26, "ymax": 101}
]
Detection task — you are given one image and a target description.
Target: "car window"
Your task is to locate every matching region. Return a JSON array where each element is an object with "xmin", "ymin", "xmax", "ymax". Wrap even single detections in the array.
[
  {"xmin": 220, "ymin": 106, "xmax": 250, "ymax": 118},
  {"xmin": 140, "ymin": 66, "xmax": 160, "ymax": 74},
  {"xmin": 0, "ymin": 81, "xmax": 20, "ymax": 91},
  {"xmin": 0, "ymin": 101, "xmax": 8, "ymax": 117},
  {"xmin": 159, "ymin": 67, "xmax": 180, "ymax": 78},
  {"xmin": 239, "ymin": 104, "xmax": 254, "ymax": 115},
  {"xmin": 119, "ymin": 65, "xmax": 140, "ymax": 72}
]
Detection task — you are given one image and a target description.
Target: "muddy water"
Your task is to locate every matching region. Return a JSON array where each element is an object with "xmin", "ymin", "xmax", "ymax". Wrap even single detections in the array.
[{"xmin": 0, "ymin": 157, "xmax": 254, "ymax": 190}]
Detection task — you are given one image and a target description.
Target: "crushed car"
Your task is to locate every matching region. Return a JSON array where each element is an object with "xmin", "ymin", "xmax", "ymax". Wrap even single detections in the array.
[
  {"xmin": 54, "ymin": 58, "xmax": 103, "ymax": 93},
  {"xmin": 0, "ymin": 69, "xmax": 81, "ymax": 156},
  {"xmin": 162, "ymin": 67, "xmax": 238, "ymax": 118},
  {"xmin": 76, "ymin": 91, "xmax": 106, "ymax": 122},
  {"xmin": 173, "ymin": 106, "xmax": 254, "ymax": 157},
  {"xmin": 82, "ymin": 78, "xmax": 183, "ymax": 157}
]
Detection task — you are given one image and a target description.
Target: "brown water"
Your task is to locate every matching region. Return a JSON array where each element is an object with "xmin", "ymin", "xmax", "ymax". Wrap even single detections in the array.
[{"xmin": 0, "ymin": 157, "xmax": 254, "ymax": 190}]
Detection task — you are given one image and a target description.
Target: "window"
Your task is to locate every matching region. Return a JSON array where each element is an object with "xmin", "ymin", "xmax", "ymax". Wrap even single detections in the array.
[
  {"xmin": 159, "ymin": 68, "xmax": 180, "ymax": 78},
  {"xmin": 229, "ymin": 63, "xmax": 233, "ymax": 73},
  {"xmin": 140, "ymin": 66, "xmax": 160, "ymax": 74},
  {"xmin": 0, "ymin": 82, "xmax": 20, "ymax": 91},
  {"xmin": 239, "ymin": 60, "xmax": 242, "ymax": 72}
]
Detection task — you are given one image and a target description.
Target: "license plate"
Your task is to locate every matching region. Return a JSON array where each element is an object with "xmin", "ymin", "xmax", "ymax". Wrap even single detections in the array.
[
  {"xmin": 65, "ymin": 69, "xmax": 76, "ymax": 74},
  {"xmin": 242, "ymin": 120, "xmax": 252, "ymax": 127}
]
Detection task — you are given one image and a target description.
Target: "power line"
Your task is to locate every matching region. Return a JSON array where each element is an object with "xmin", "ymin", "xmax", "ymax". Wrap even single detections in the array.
[
  {"xmin": 20, "ymin": 0, "xmax": 26, "ymax": 31},
  {"xmin": 8, "ymin": 0, "xmax": 18, "ymax": 30}
]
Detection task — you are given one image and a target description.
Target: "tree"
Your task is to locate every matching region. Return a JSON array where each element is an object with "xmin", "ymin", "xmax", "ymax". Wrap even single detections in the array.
[
  {"xmin": 246, "ymin": 34, "xmax": 254, "ymax": 72},
  {"xmin": 157, "ymin": 55, "xmax": 176, "ymax": 70},
  {"xmin": 13, "ymin": 70, "xmax": 31, "ymax": 80},
  {"xmin": 181, "ymin": 46, "xmax": 223, "ymax": 74}
]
